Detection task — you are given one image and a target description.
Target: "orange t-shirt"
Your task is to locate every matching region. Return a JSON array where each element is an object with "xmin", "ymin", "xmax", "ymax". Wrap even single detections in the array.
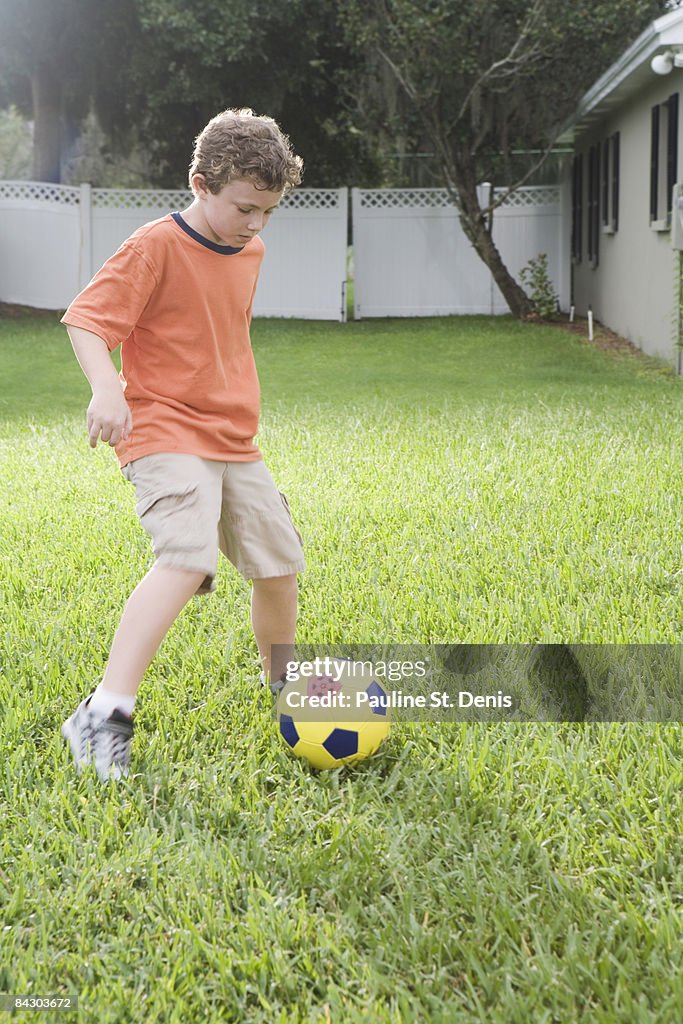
[{"xmin": 61, "ymin": 212, "xmax": 265, "ymax": 467}]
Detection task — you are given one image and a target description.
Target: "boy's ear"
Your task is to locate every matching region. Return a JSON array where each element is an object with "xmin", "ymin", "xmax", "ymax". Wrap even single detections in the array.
[{"xmin": 190, "ymin": 173, "xmax": 210, "ymax": 197}]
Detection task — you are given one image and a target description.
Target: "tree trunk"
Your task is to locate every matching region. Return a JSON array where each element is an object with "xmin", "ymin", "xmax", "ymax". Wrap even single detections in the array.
[
  {"xmin": 451, "ymin": 151, "xmax": 535, "ymax": 319},
  {"xmin": 31, "ymin": 63, "xmax": 63, "ymax": 182}
]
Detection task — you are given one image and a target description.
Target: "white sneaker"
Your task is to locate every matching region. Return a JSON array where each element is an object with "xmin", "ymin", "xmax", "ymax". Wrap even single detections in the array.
[
  {"xmin": 61, "ymin": 692, "xmax": 134, "ymax": 781},
  {"xmin": 260, "ymin": 671, "xmax": 288, "ymax": 697}
]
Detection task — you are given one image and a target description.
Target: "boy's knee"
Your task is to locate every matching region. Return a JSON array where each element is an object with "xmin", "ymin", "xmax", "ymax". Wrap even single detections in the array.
[
  {"xmin": 152, "ymin": 563, "xmax": 212, "ymax": 594},
  {"xmin": 253, "ymin": 573, "xmax": 298, "ymax": 592}
]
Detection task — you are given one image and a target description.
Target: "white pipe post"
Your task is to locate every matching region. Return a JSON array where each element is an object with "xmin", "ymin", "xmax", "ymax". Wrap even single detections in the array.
[{"xmin": 78, "ymin": 182, "xmax": 92, "ymax": 290}]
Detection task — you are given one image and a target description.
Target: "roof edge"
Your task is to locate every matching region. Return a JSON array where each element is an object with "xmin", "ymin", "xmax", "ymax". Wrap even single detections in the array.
[{"xmin": 557, "ymin": 8, "xmax": 683, "ymax": 144}]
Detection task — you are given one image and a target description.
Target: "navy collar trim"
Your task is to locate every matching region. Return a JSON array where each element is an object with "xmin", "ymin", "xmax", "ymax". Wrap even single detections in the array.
[{"xmin": 170, "ymin": 212, "xmax": 245, "ymax": 255}]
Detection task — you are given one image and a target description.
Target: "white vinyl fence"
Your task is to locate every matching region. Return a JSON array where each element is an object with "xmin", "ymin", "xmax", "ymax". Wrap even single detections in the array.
[
  {"xmin": 0, "ymin": 182, "xmax": 349, "ymax": 320},
  {"xmin": 0, "ymin": 181, "xmax": 568, "ymax": 319},
  {"xmin": 352, "ymin": 185, "xmax": 568, "ymax": 317}
]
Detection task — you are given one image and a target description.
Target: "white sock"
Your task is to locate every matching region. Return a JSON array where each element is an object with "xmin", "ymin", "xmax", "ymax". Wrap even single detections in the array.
[
  {"xmin": 88, "ymin": 685, "xmax": 136, "ymax": 719},
  {"xmin": 261, "ymin": 670, "xmax": 286, "ymax": 687}
]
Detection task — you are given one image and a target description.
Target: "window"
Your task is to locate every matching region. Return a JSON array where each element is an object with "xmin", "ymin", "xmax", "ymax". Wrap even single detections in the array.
[
  {"xmin": 587, "ymin": 144, "xmax": 600, "ymax": 265},
  {"xmin": 601, "ymin": 132, "xmax": 620, "ymax": 233},
  {"xmin": 650, "ymin": 93, "xmax": 679, "ymax": 227},
  {"xmin": 571, "ymin": 154, "xmax": 583, "ymax": 262}
]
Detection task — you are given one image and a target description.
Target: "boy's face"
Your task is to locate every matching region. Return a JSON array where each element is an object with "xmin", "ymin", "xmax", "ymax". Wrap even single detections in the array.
[{"xmin": 190, "ymin": 175, "xmax": 283, "ymax": 247}]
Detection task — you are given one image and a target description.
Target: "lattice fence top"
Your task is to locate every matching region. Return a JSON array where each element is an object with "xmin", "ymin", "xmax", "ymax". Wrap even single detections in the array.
[
  {"xmin": 92, "ymin": 188, "xmax": 192, "ymax": 209},
  {"xmin": 358, "ymin": 189, "xmax": 454, "ymax": 209},
  {"xmin": 90, "ymin": 187, "xmax": 343, "ymax": 210},
  {"xmin": 280, "ymin": 189, "xmax": 343, "ymax": 209},
  {"xmin": 497, "ymin": 186, "xmax": 560, "ymax": 208},
  {"xmin": 356, "ymin": 185, "xmax": 560, "ymax": 210},
  {"xmin": 0, "ymin": 181, "xmax": 344, "ymax": 211},
  {"xmin": 0, "ymin": 181, "xmax": 81, "ymax": 205},
  {"xmin": 0, "ymin": 181, "xmax": 557, "ymax": 212}
]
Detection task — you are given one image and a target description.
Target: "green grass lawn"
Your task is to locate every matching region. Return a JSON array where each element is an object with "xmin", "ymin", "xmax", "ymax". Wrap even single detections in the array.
[{"xmin": 0, "ymin": 314, "xmax": 682, "ymax": 1023}]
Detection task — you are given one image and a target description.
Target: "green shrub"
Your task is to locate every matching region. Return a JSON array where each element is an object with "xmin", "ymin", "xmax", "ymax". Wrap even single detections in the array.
[{"xmin": 520, "ymin": 252, "xmax": 559, "ymax": 320}]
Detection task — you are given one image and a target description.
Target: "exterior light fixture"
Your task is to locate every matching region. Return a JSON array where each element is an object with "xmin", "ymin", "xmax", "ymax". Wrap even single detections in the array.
[{"xmin": 651, "ymin": 48, "xmax": 683, "ymax": 75}]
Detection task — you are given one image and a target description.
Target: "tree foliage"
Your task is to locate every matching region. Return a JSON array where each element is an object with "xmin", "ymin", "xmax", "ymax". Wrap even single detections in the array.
[
  {"xmin": 0, "ymin": 0, "xmax": 132, "ymax": 180},
  {"xmin": 0, "ymin": 0, "xmax": 380, "ymax": 186},
  {"xmin": 117, "ymin": 0, "xmax": 379, "ymax": 187},
  {"xmin": 341, "ymin": 0, "xmax": 672, "ymax": 316},
  {"xmin": 0, "ymin": 107, "xmax": 32, "ymax": 178}
]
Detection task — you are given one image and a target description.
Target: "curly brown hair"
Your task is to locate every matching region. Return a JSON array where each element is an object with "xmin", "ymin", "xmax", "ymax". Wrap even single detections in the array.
[{"xmin": 188, "ymin": 108, "xmax": 303, "ymax": 194}]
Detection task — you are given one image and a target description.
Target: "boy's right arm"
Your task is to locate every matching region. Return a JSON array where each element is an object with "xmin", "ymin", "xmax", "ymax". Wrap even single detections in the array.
[{"xmin": 66, "ymin": 325, "xmax": 132, "ymax": 448}]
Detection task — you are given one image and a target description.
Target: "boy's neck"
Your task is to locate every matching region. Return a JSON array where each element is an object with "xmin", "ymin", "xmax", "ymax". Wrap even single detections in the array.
[{"xmin": 177, "ymin": 200, "xmax": 220, "ymax": 244}]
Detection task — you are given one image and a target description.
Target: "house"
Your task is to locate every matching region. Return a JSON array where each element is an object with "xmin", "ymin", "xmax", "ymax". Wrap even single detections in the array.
[{"xmin": 558, "ymin": 8, "xmax": 683, "ymax": 372}]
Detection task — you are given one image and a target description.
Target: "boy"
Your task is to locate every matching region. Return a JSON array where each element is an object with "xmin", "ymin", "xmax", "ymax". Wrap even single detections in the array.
[{"xmin": 60, "ymin": 108, "xmax": 305, "ymax": 781}]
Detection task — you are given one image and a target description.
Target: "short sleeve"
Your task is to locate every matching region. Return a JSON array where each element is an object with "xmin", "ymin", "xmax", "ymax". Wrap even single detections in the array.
[{"xmin": 61, "ymin": 242, "xmax": 158, "ymax": 352}]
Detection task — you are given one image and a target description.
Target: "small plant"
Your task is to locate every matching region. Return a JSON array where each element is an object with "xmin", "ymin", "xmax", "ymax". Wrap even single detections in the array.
[
  {"xmin": 0, "ymin": 106, "xmax": 32, "ymax": 178},
  {"xmin": 673, "ymin": 249, "xmax": 683, "ymax": 351},
  {"xmin": 520, "ymin": 253, "xmax": 559, "ymax": 320}
]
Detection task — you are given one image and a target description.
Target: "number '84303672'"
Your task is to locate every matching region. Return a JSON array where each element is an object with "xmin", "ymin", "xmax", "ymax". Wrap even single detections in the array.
[{"xmin": 0, "ymin": 995, "xmax": 78, "ymax": 1011}]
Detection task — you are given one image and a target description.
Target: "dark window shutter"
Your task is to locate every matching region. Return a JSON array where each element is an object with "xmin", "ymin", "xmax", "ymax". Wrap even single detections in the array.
[
  {"xmin": 577, "ymin": 155, "xmax": 583, "ymax": 258},
  {"xmin": 572, "ymin": 154, "xmax": 583, "ymax": 261},
  {"xmin": 593, "ymin": 144, "xmax": 600, "ymax": 264},
  {"xmin": 667, "ymin": 92, "xmax": 679, "ymax": 215},
  {"xmin": 571, "ymin": 156, "xmax": 578, "ymax": 259},
  {"xmin": 602, "ymin": 139, "xmax": 610, "ymax": 225},
  {"xmin": 588, "ymin": 148, "xmax": 594, "ymax": 260},
  {"xmin": 587, "ymin": 145, "xmax": 600, "ymax": 264},
  {"xmin": 612, "ymin": 132, "xmax": 620, "ymax": 231},
  {"xmin": 651, "ymin": 104, "xmax": 660, "ymax": 221}
]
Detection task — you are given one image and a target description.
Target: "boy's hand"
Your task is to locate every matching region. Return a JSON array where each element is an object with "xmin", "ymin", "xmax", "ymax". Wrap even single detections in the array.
[
  {"xmin": 65, "ymin": 326, "xmax": 132, "ymax": 448},
  {"xmin": 87, "ymin": 389, "xmax": 133, "ymax": 448}
]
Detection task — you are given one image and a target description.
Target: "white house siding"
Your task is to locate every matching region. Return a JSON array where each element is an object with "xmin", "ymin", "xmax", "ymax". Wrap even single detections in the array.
[{"xmin": 571, "ymin": 74, "xmax": 682, "ymax": 364}]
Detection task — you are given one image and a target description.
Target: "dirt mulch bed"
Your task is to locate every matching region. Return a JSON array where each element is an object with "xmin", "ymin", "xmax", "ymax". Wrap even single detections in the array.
[
  {"xmin": 0, "ymin": 301, "xmax": 64, "ymax": 320},
  {"xmin": 534, "ymin": 315, "xmax": 649, "ymax": 358}
]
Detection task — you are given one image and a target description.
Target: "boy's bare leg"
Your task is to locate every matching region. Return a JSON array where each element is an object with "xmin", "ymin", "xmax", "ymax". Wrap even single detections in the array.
[
  {"xmin": 100, "ymin": 564, "xmax": 207, "ymax": 697},
  {"xmin": 251, "ymin": 573, "xmax": 298, "ymax": 685}
]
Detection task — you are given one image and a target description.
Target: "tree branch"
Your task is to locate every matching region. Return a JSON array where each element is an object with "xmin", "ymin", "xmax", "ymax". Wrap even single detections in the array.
[
  {"xmin": 376, "ymin": 45, "xmax": 418, "ymax": 101},
  {"xmin": 483, "ymin": 137, "xmax": 563, "ymax": 215},
  {"xmin": 455, "ymin": 0, "xmax": 547, "ymax": 126}
]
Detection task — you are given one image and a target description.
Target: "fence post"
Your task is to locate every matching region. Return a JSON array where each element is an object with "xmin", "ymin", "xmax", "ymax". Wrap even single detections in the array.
[
  {"xmin": 351, "ymin": 188, "xmax": 361, "ymax": 320},
  {"xmin": 78, "ymin": 182, "xmax": 92, "ymax": 289},
  {"xmin": 478, "ymin": 182, "xmax": 496, "ymax": 314},
  {"xmin": 558, "ymin": 173, "xmax": 571, "ymax": 313}
]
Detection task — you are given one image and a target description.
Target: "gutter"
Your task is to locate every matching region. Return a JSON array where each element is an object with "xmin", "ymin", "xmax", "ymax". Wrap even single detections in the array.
[{"xmin": 556, "ymin": 9, "xmax": 683, "ymax": 144}]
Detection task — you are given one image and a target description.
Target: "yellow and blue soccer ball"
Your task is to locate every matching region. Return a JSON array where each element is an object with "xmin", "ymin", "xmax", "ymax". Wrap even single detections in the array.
[{"xmin": 277, "ymin": 660, "xmax": 390, "ymax": 770}]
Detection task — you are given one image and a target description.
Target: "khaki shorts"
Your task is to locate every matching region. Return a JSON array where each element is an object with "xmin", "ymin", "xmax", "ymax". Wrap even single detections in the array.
[{"xmin": 122, "ymin": 453, "xmax": 305, "ymax": 595}]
